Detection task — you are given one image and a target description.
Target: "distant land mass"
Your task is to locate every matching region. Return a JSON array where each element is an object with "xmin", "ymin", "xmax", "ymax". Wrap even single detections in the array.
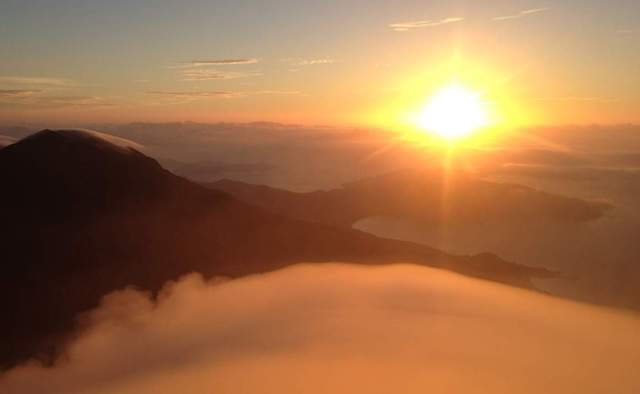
[
  {"xmin": 0, "ymin": 129, "xmax": 553, "ymax": 369},
  {"xmin": 208, "ymin": 170, "xmax": 609, "ymax": 228}
]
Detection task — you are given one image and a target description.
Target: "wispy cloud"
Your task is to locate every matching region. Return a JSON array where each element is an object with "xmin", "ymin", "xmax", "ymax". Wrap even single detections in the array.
[
  {"xmin": 0, "ymin": 76, "xmax": 71, "ymax": 87},
  {"xmin": 0, "ymin": 93, "xmax": 114, "ymax": 109},
  {"xmin": 146, "ymin": 90, "xmax": 300, "ymax": 103},
  {"xmin": 171, "ymin": 58, "xmax": 262, "ymax": 81},
  {"xmin": 0, "ymin": 89, "xmax": 43, "ymax": 98},
  {"xmin": 178, "ymin": 58, "xmax": 260, "ymax": 67},
  {"xmin": 253, "ymin": 90, "xmax": 301, "ymax": 96},
  {"xmin": 296, "ymin": 58, "xmax": 336, "ymax": 66},
  {"xmin": 146, "ymin": 90, "xmax": 241, "ymax": 99},
  {"xmin": 389, "ymin": 17, "xmax": 463, "ymax": 32},
  {"xmin": 493, "ymin": 8, "xmax": 549, "ymax": 21},
  {"xmin": 533, "ymin": 96, "xmax": 619, "ymax": 103},
  {"xmin": 35, "ymin": 96, "xmax": 115, "ymax": 108},
  {"xmin": 180, "ymin": 69, "xmax": 262, "ymax": 81},
  {"xmin": 0, "ymin": 78, "xmax": 104, "ymax": 109},
  {"xmin": 282, "ymin": 58, "xmax": 337, "ymax": 68}
]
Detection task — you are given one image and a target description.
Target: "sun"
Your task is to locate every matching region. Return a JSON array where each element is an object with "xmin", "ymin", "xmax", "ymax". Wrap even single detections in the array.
[{"xmin": 416, "ymin": 84, "xmax": 489, "ymax": 140}]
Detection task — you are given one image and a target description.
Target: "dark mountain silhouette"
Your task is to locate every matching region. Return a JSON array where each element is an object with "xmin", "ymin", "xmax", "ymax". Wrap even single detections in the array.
[
  {"xmin": 209, "ymin": 169, "xmax": 609, "ymax": 229},
  {"xmin": 0, "ymin": 129, "xmax": 553, "ymax": 369}
]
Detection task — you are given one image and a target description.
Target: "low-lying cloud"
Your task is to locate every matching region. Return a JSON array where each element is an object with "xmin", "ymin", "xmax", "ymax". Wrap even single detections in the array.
[{"xmin": 1, "ymin": 263, "xmax": 639, "ymax": 394}]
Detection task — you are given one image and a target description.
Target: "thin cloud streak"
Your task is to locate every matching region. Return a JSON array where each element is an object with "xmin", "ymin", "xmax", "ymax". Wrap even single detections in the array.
[
  {"xmin": 146, "ymin": 90, "xmax": 241, "ymax": 99},
  {"xmin": 493, "ymin": 8, "xmax": 549, "ymax": 21},
  {"xmin": 253, "ymin": 90, "xmax": 301, "ymax": 96},
  {"xmin": 0, "ymin": 76, "xmax": 71, "ymax": 87},
  {"xmin": 533, "ymin": 96, "xmax": 619, "ymax": 103},
  {"xmin": 171, "ymin": 59, "xmax": 260, "ymax": 69},
  {"xmin": 170, "ymin": 59, "xmax": 262, "ymax": 81},
  {"xmin": 30, "ymin": 96, "xmax": 114, "ymax": 109},
  {"xmin": 0, "ymin": 93, "xmax": 114, "ymax": 109},
  {"xmin": 389, "ymin": 17, "xmax": 464, "ymax": 31},
  {"xmin": 146, "ymin": 90, "xmax": 300, "ymax": 101},
  {"xmin": 0, "ymin": 89, "xmax": 43, "ymax": 98},
  {"xmin": 281, "ymin": 58, "xmax": 337, "ymax": 67},
  {"xmin": 295, "ymin": 59, "xmax": 336, "ymax": 66},
  {"xmin": 179, "ymin": 58, "xmax": 260, "ymax": 67},
  {"xmin": 180, "ymin": 69, "xmax": 262, "ymax": 81}
]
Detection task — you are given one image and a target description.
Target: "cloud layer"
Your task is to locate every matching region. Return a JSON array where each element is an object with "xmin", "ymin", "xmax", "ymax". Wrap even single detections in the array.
[{"xmin": 1, "ymin": 263, "xmax": 639, "ymax": 394}]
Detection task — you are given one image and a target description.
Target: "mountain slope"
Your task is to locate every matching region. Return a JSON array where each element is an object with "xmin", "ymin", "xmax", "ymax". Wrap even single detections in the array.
[{"xmin": 0, "ymin": 130, "xmax": 552, "ymax": 368}]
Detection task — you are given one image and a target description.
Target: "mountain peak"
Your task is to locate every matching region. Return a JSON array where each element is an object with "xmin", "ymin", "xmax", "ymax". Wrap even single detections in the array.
[
  {"xmin": 19, "ymin": 128, "xmax": 144, "ymax": 156},
  {"xmin": 0, "ymin": 128, "xmax": 159, "ymax": 185},
  {"xmin": 0, "ymin": 129, "xmax": 178, "ymax": 222}
]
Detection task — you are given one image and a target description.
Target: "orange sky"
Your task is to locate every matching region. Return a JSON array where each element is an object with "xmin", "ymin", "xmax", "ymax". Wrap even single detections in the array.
[{"xmin": 0, "ymin": 1, "xmax": 638, "ymax": 128}]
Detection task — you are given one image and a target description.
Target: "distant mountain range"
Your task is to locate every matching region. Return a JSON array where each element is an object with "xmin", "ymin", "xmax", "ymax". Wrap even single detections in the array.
[
  {"xmin": 208, "ymin": 169, "xmax": 609, "ymax": 229},
  {"xmin": 0, "ymin": 129, "xmax": 554, "ymax": 369}
]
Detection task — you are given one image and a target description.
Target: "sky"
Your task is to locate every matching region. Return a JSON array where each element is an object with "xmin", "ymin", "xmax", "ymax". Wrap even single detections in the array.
[{"xmin": 0, "ymin": 0, "xmax": 638, "ymax": 127}]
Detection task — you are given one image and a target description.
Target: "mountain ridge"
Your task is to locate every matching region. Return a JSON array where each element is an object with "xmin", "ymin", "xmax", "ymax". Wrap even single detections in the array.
[
  {"xmin": 0, "ymin": 129, "xmax": 554, "ymax": 369},
  {"xmin": 208, "ymin": 170, "xmax": 610, "ymax": 228}
]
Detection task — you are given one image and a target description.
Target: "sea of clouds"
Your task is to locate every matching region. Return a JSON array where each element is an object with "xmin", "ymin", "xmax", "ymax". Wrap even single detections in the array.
[{"xmin": 1, "ymin": 263, "xmax": 639, "ymax": 394}]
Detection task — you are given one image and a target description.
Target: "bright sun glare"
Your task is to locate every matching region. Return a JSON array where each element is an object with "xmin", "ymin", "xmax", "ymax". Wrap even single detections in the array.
[{"xmin": 417, "ymin": 84, "xmax": 489, "ymax": 140}]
